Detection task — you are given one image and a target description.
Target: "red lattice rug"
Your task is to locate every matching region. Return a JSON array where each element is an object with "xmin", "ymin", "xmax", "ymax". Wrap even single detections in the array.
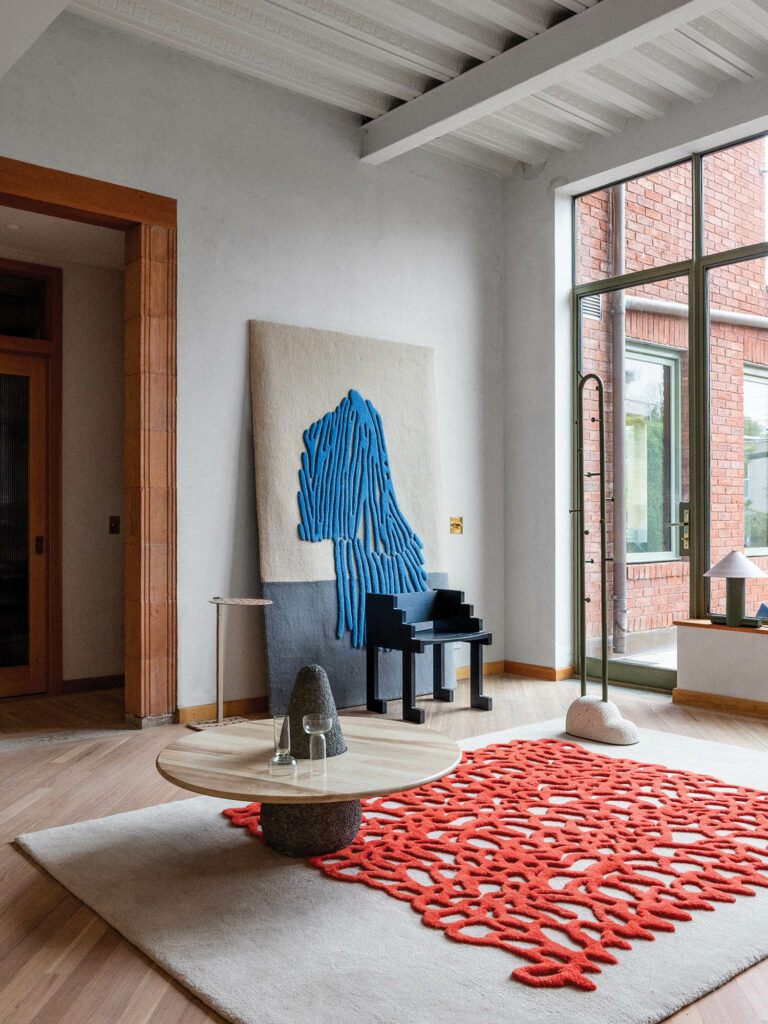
[{"xmin": 224, "ymin": 738, "xmax": 768, "ymax": 992}]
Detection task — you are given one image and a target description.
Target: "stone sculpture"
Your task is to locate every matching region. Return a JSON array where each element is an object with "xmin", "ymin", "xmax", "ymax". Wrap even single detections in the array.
[{"xmin": 286, "ymin": 663, "xmax": 346, "ymax": 759}]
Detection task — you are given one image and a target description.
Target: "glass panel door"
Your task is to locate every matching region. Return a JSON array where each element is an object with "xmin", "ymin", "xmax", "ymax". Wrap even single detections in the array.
[
  {"xmin": 0, "ymin": 372, "xmax": 30, "ymax": 668},
  {"xmin": 579, "ymin": 275, "xmax": 690, "ymax": 688},
  {"xmin": 0, "ymin": 352, "xmax": 47, "ymax": 696},
  {"xmin": 707, "ymin": 256, "xmax": 768, "ymax": 620}
]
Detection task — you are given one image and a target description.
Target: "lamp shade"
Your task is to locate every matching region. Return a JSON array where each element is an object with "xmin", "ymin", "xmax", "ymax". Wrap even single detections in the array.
[{"xmin": 704, "ymin": 550, "xmax": 768, "ymax": 579}]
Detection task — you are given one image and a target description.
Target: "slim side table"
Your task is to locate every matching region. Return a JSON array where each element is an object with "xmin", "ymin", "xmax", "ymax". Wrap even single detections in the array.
[{"xmin": 205, "ymin": 597, "xmax": 272, "ymax": 726}]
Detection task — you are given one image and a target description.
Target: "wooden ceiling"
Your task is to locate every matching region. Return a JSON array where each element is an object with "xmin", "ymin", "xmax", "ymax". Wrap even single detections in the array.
[{"xmin": 68, "ymin": 0, "xmax": 768, "ymax": 173}]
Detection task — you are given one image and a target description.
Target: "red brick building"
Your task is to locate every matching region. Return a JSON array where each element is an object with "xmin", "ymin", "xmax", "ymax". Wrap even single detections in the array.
[{"xmin": 577, "ymin": 138, "xmax": 768, "ymax": 647}]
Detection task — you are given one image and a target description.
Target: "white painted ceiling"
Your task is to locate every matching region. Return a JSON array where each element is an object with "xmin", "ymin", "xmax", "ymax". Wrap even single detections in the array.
[
  {"xmin": 0, "ymin": 208, "xmax": 125, "ymax": 269},
  {"xmin": 66, "ymin": 0, "xmax": 768, "ymax": 174}
]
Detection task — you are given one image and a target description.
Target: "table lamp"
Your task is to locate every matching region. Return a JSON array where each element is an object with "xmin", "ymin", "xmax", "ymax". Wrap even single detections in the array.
[{"xmin": 704, "ymin": 550, "xmax": 768, "ymax": 627}]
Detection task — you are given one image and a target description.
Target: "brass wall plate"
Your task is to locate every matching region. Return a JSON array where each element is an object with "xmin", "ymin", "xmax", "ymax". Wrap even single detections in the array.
[{"xmin": 450, "ymin": 516, "xmax": 463, "ymax": 535}]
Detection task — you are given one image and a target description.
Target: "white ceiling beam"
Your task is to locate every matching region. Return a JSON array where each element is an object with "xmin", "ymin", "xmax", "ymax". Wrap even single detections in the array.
[
  {"xmin": 541, "ymin": 62, "xmax": 768, "ymax": 196},
  {"xmin": 631, "ymin": 42, "xmax": 721, "ymax": 100},
  {"xmin": 537, "ymin": 85, "xmax": 628, "ymax": 134},
  {"xmin": 490, "ymin": 107, "xmax": 588, "ymax": 150},
  {"xmin": 548, "ymin": 0, "xmax": 599, "ymax": 11},
  {"xmin": 348, "ymin": 0, "xmax": 508, "ymax": 61},
  {"xmin": 424, "ymin": 134, "xmax": 519, "ymax": 175},
  {"xmin": 361, "ymin": 0, "xmax": 727, "ymax": 164},
  {"xmin": 718, "ymin": 1, "xmax": 768, "ymax": 43},
  {"xmin": 676, "ymin": 20, "xmax": 763, "ymax": 81},
  {"xmin": 568, "ymin": 67, "xmax": 669, "ymax": 120},
  {"xmin": 0, "ymin": 0, "xmax": 69, "ymax": 79},
  {"xmin": 433, "ymin": 0, "xmax": 550, "ymax": 39},
  {"xmin": 71, "ymin": 0, "xmax": 390, "ymax": 118},
  {"xmin": 258, "ymin": 0, "xmax": 464, "ymax": 80},
  {"xmin": 453, "ymin": 120, "xmax": 549, "ymax": 163}
]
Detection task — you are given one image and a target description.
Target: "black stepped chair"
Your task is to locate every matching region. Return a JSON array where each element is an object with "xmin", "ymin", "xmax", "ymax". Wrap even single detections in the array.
[{"xmin": 365, "ymin": 589, "xmax": 492, "ymax": 724}]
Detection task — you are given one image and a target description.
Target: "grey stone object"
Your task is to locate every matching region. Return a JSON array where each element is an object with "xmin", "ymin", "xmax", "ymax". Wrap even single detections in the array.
[
  {"xmin": 259, "ymin": 800, "xmax": 362, "ymax": 858},
  {"xmin": 286, "ymin": 664, "xmax": 347, "ymax": 759}
]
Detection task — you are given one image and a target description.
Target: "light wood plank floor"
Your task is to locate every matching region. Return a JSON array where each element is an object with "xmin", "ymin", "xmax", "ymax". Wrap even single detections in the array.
[{"xmin": 2, "ymin": 677, "xmax": 768, "ymax": 1023}]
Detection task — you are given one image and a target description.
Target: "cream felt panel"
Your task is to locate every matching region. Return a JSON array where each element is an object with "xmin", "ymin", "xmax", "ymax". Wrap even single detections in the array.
[{"xmin": 249, "ymin": 320, "xmax": 445, "ymax": 585}]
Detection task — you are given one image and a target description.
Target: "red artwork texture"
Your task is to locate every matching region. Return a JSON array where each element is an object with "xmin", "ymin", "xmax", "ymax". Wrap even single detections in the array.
[{"xmin": 224, "ymin": 739, "xmax": 768, "ymax": 991}]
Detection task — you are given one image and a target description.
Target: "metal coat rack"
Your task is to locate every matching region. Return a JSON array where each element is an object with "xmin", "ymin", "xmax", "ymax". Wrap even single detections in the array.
[{"xmin": 575, "ymin": 371, "xmax": 611, "ymax": 702}]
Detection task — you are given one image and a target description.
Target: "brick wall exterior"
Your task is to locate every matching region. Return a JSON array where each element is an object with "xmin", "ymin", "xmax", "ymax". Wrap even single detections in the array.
[{"xmin": 577, "ymin": 140, "xmax": 768, "ymax": 640}]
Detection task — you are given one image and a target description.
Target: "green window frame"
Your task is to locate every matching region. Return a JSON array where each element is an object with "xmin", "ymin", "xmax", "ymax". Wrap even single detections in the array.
[
  {"xmin": 572, "ymin": 129, "xmax": 768, "ymax": 691},
  {"xmin": 625, "ymin": 341, "xmax": 681, "ymax": 563},
  {"xmin": 744, "ymin": 363, "xmax": 768, "ymax": 556}
]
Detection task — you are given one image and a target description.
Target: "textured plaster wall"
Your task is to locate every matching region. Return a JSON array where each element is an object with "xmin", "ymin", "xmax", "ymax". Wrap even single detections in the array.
[
  {"xmin": 60, "ymin": 262, "xmax": 125, "ymax": 680},
  {"xmin": 503, "ymin": 177, "xmax": 573, "ymax": 671},
  {"xmin": 0, "ymin": 13, "xmax": 505, "ymax": 706}
]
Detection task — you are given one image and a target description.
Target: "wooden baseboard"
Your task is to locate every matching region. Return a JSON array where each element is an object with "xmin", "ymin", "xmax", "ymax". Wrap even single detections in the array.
[
  {"xmin": 672, "ymin": 688, "xmax": 768, "ymax": 719},
  {"xmin": 62, "ymin": 674, "xmax": 125, "ymax": 694},
  {"xmin": 454, "ymin": 660, "xmax": 505, "ymax": 680},
  {"xmin": 177, "ymin": 696, "xmax": 268, "ymax": 724},
  {"xmin": 504, "ymin": 661, "xmax": 575, "ymax": 681}
]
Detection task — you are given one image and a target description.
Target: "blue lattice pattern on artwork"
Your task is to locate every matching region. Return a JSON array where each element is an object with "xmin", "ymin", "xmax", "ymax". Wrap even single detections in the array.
[{"xmin": 298, "ymin": 389, "xmax": 428, "ymax": 646}]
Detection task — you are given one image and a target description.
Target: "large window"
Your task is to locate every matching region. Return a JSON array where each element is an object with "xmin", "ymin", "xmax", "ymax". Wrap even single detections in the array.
[
  {"xmin": 625, "ymin": 344, "xmax": 680, "ymax": 560},
  {"xmin": 745, "ymin": 366, "xmax": 768, "ymax": 553}
]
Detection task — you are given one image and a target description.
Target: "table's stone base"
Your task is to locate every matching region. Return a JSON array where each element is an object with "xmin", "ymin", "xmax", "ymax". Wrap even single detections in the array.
[{"xmin": 260, "ymin": 799, "xmax": 362, "ymax": 857}]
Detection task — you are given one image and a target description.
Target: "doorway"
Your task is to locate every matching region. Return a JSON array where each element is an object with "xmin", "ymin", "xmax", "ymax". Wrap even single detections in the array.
[
  {"xmin": 0, "ymin": 156, "xmax": 177, "ymax": 724},
  {"xmin": 0, "ymin": 260, "xmax": 61, "ymax": 697},
  {"xmin": 0, "ymin": 351, "xmax": 49, "ymax": 695}
]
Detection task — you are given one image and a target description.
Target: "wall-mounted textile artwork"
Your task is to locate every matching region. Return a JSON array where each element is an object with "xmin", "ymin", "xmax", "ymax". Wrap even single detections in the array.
[
  {"xmin": 298, "ymin": 388, "xmax": 429, "ymax": 648},
  {"xmin": 249, "ymin": 321, "xmax": 449, "ymax": 713}
]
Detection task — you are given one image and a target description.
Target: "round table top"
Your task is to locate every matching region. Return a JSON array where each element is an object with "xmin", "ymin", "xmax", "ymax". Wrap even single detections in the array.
[{"xmin": 156, "ymin": 717, "xmax": 461, "ymax": 805}]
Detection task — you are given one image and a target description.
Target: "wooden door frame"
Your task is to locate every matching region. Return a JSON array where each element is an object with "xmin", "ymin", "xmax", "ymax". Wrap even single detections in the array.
[
  {"xmin": 0, "ymin": 155, "xmax": 177, "ymax": 725},
  {"xmin": 0, "ymin": 257, "xmax": 63, "ymax": 696}
]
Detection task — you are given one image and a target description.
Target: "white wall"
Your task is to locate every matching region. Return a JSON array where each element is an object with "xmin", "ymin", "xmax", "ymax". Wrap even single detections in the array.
[
  {"xmin": 60, "ymin": 262, "xmax": 124, "ymax": 680},
  {"xmin": 0, "ymin": 247, "xmax": 124, "ymax": 680},
  {"xmin": 503, "ymin": 179, "xmax": 573, "ymax": 671},
  {"xmin": 0, "ymin": 13, "xmax": 505, "ymax": 707},
  {"xmin": 502, "ymin": 72, "xmax": 768, "ymax": 674}
]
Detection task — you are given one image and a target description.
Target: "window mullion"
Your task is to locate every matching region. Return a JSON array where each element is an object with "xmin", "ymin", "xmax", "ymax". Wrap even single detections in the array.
[{"xmin": 689, "ymin": 153, "xmax": 708, "ymax": 618}]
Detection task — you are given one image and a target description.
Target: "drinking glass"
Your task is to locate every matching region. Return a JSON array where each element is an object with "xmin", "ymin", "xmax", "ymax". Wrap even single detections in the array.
[
  {"xmin": 302, "ymin": 713, "xmax": 333, "ymax": 775},
  {"xmin": 269, "ymin": 715, "xmax": 297, "ymax": 775}
]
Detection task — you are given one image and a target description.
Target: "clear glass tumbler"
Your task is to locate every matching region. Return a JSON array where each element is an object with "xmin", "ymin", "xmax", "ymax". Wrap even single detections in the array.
[
  {"xmin": 302, "ymin": 713, "xmax": 333, "ymax": 775},
  {"xmin": 269, "ymin": 715, "xmax": 297, "ymax": 775}
]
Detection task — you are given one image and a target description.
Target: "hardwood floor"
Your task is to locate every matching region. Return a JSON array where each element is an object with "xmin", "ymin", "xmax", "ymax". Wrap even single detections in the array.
[
  {"xmin": 2, "ymin": 677, "xmax": 768, "ymax": 1023},
  {"xmin": 0, "ymin": 688, "xmax": 127, "ymax": 739}
]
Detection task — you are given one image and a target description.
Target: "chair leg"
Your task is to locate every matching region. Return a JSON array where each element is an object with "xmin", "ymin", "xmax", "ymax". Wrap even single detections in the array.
[
  {"xmin": 470, "ymin": 642, "xmax": 492, "ymax": 710},
  {"xmin": 366, "ymin": 644, "xmax": 386, "ymax": 714},
  {"xmin": 402, "ymin": 650, "xmax": 424, "ymax": 724},
  {"xmin": 432, "ymin": 645, "xmax": 454, "ymax": 702}
]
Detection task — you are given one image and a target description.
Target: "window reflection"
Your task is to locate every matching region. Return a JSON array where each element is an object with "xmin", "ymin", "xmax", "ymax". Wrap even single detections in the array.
[{"xmin": 745, "ymin": 369, "xmax": 768, "ymax": 551}]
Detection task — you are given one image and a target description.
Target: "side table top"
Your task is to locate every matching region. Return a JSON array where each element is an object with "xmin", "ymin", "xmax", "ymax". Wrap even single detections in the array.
[
  {"xmin": 674, "ymin": 618, "xmax": 768, "ymax": 635},
  {"xmin": 157, "ymin": 717, "xmax": 461, "ymax": 804}
]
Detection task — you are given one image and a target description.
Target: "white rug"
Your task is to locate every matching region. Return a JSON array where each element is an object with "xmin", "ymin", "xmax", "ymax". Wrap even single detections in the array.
[{"xmin": 16, "ymin": 719, "xmax": 768, "ymax": 1024}]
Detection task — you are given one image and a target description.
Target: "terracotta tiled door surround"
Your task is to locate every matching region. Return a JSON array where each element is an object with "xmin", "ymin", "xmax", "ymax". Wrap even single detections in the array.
[{"xmin": 0, "ymin": 156, "xmax": 177, "ymax": 724}]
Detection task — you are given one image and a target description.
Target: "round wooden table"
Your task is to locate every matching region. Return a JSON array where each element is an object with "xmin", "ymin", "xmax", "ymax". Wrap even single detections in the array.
[{"xmin": 157, "ymin": 717, "xmax": 461, "ymax": 856}]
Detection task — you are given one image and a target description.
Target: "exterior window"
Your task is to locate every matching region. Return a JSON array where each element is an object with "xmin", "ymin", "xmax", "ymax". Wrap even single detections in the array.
[
  {"xmin": 625, "ymin": 344, "xmax": 680, "ymax": 560},
  {"xmin": 745, "ymin": 366, "xmax": 768, "ymax": 553}
]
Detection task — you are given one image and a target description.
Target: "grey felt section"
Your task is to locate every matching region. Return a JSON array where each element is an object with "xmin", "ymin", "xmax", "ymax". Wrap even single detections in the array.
[{"xmin": 263, "ymin": 573, "xmax": 452, "ymax": 712}]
